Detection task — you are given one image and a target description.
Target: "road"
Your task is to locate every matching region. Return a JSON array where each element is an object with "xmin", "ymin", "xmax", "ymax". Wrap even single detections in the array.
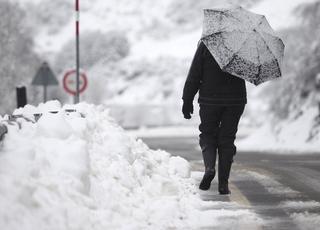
[{"xmin": 141, "ymin": 136, "xmax": 320, "ymax": 230}]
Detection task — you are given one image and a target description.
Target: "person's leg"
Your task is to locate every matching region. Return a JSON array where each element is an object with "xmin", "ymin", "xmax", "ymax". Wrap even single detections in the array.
[
  {"xmin": 217, "ymin": 105, "xmax": 245, "ymax": 194},
  {"xmin": 198, "ymin": 104, "xmax": 223, "ymax": 190}
]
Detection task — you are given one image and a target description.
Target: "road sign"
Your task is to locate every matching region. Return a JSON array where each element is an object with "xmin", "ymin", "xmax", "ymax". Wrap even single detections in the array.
[
  {"xmin": 32, "ymin": 62, "xmax": 58, "ymax": 102},
  {"xmin": 32, "ymin": 62, "xmax": 58, "ymax": 86},
  {"xmin": 63, "ymin": 70, "xmax": 88, "ymax": 96}
]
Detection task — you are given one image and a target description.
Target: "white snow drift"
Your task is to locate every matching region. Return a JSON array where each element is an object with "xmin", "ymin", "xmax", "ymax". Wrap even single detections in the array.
[
  {"xmin": 0, "ymin": 101, "xmax": 261, "ymax": 230},
  {"xmin": 237, "ymin": 106, "xmax": 320, "ymax": 154}
]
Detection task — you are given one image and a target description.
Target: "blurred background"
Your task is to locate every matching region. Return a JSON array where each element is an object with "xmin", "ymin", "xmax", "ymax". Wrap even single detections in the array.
[{"xmin": 0, "ymin": 0, "xmax": 320, "ymax": 151}]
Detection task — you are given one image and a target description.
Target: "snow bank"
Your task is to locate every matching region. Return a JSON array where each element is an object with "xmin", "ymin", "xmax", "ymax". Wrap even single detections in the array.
[
  {"xmin": 0, "ymin": 101, "xmax": 261, "ymax": 230},
  {"xmin": 280, "ymin": 200, "xmax": 320, "ymax": 210},
  {"xmin": 290, "ymin": 212, "xmax": 320, "ymax": 230},
  {"xmin": 237, "ymin": 106, "xmax": 320, "ymax": 154}
]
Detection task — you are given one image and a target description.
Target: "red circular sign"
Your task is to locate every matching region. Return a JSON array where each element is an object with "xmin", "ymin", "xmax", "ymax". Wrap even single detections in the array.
[{"xmin": 63, "ymin": 70, "xmax": 88, "ymax": 95}]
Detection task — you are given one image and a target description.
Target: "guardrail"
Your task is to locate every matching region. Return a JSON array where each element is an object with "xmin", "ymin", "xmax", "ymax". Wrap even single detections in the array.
[
  {"xmin": 0, "ymin": 109, "xmax": 84, "ymax": 142},
  {"xmin": 0, "ymin": 124, "xmax": 7, "ymax": 141}
]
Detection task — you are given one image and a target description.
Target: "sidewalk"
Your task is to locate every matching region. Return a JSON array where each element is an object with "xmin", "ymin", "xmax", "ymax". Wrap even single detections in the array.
[{"xmin": 126, "ymin": 125, "xmax": 252, "ymax": 139}]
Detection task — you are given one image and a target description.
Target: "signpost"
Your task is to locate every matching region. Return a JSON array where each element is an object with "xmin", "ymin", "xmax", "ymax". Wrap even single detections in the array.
[
  {"xmin": 32, "ymin": 62, "xmax": 59, "ymax": 102},
  {"xmin": 63, "ymin": 70, "xmax": 88, "ymax": 96},
  {"xmin": 75, "ymin": 0, "xmax": 80, "ymax": 104}
]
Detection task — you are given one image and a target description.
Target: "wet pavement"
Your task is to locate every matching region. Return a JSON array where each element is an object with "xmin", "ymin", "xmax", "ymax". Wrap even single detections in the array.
[{"xmin": 141, "ymin": 136, "xmax": 320, "ymax": 230}]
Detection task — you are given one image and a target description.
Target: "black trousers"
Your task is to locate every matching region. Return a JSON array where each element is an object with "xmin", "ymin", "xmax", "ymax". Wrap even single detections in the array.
[{"xmin": 199, "ymin": 104, "xmax": 245, "ymax": 183}]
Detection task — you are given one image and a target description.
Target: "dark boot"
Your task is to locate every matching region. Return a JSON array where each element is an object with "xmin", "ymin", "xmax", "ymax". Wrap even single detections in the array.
[
  {"xmin": 199, "ymin": 141, "xmax": 217, "ymax": 191},
  {"xmin": 200, "ymin": 141, "xmax": 217, "ymax": 173},
  {"xmin": 218, "ymin": 182, "xmax": 230, "ymax": 195},
  {"xmin": 218, "ymin": 150, "xmax": 234, "ymax": 195},
  {"xmin": 218, "ymin": 160, "xmax": 232, "ymax": 195},
  {"xmin": 199, "ymin": 169, "xmax": 216, "ymax": 190}
]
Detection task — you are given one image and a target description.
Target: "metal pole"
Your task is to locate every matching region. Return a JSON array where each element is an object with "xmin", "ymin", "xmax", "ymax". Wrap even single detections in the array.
[
  {"xmin": 75, "ymin": 0, "xmax": 80, "ymax": 104},
  {"xmin": 44, "ymin": 85, "xmax": 47, "ymax": 103}
]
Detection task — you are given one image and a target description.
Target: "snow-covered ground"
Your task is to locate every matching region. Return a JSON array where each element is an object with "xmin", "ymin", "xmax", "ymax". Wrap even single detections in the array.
[
  {"xmin": 237, "ymin": 106, "xmax": 320, "ymax": 154},
  {"xmin": 0, "ymin": 101, "xmax": 262, "ymax": 230},
  {"xmin": 126, "ymin": 125, "xmax": 200, "ymax": 138},
  {"xmin": 291, "ymin": 212, "xmax": 320, "ymax": 230},
  {"xmin": 126, "ymin": 105, "xmax": 320, "ymax": 154},
  {"xmin": 126, "ymin": 123, "xmax": 253, "ymax": 139}
]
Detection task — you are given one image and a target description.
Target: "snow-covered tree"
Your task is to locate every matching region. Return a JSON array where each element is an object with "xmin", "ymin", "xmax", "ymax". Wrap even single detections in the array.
[
  {"xmin": 167, "ymin": 0, "xmax": 260, "ymax": 32},
  {"xmin": 0, "ymin": 0, "xmax": 40, "ymax": 114},
  {"xmin": 265, "ymin": 0, "xmax": 320, "ymax": 120},
  {"xmin": 54, "ymin": 30, "xmax": 130, "ymax": 74},
  {"xmin": 296, "ymin": 1, "xmax": 320, "ymax": 94}
]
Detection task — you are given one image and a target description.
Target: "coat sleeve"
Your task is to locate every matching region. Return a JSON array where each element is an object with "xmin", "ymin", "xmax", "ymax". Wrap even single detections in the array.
[{"xmin": 182, "ymin": 41, "xmax": 204, "ymax": 101}]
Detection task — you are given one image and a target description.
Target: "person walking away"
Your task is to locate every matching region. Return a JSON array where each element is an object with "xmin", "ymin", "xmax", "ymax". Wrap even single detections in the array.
[
  {"xmin": 181, "ymin": 6, "xmax": 284, "ymax": 194},
  {"xmin": 182, "ymin": 41, "xmax": 247, "ymax": 194}
]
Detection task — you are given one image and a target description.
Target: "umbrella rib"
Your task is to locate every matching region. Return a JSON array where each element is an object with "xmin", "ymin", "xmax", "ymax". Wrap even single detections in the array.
[
  {"xmin": 201, "ymin": 31, "xmax": 251, "ymax": 61},
  {"xmin": 252, "ymin": 29, "xmax": 281, "ymax": 61},
  {"xmin": 202, "ymin": 28, "xmax": 282, "ymax": 77},
  {"xmin": 253, "ymin": 30, "xmax": 282, "ymax": 69},
  {"xmin": 206, "ymin": 8, "xmax": 243, "ymax": 24},
  {"xmin": 217, "ymin": 28, "xmax": 282, "ymax": 65},
  {"xmin": 221, "ymin": 34, "xmax": 251, "ymax": 68},
  {"xmin": 255, "ymin": 39, "xmax": 262, "ymax": 83},
  {"xmin": 202, "ymin": 29, "xmax": 247, "ymax": 39},
  {"xmin": 253, "ymin": 16, "xmax": 277, "ymax": 37},
  {"xmin": 253, "ymin": 16, "xmax": 265, "ymax": 30}
]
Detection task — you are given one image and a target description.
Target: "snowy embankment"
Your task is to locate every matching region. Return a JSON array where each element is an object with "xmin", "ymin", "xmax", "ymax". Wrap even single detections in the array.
[
  {"xmin": 0, "ymin": 101, "xmax": 261, "ymax": 230},
  {"xmin": 237, "ymin": 106, "xmax": 320, "ymax": 154}
]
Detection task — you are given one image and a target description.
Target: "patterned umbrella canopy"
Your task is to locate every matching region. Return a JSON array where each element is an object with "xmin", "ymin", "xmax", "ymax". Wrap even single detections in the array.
[{"xmin": 201, "ymin": 6, "xmax": 285, "ymax": 86}]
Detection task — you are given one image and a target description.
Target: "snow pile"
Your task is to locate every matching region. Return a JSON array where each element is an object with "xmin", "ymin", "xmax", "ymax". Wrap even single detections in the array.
[
  {"xmin": 280, "ymin": 200, "xmax": 320, "ymax": 210},
  {"xmin": 85, "ymin": 56, "xmax": 198, "ymax": 128},
  {"xmin": 0, "ymin": 101, "xmax": 261, "ymax": 229},
  {"xmin": 290, "ymin": 212, "xmax": 320, "ymax": 230},
  {"xmin": 237, "ymin": 106, "xmax": 320, "ymax": 153}
]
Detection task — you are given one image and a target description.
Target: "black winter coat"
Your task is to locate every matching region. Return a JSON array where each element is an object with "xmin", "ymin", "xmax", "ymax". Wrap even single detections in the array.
[{"xmin": 182, "ymin": 41, "xmax": 247, "ymax": 105}]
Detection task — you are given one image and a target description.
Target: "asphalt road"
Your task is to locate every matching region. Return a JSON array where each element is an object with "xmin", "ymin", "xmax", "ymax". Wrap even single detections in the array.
[{"xmin": 141, "ymin": 136, "xmax": 320, "ymax": 230}]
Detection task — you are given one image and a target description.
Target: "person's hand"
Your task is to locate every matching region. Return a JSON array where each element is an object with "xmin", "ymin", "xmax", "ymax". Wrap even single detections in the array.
[{"xmin": 182, "ymin": 100, "xmax": 193, "ymax": 119}]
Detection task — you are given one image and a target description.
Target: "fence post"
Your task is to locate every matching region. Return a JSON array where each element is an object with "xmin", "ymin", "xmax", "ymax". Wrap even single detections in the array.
[{"xmin": 16, "ymin": 86, "xmax": 27, "ymax": 108}]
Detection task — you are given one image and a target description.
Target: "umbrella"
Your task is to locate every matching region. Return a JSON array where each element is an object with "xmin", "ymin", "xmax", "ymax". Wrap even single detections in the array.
[{"xmin": 200, "ymin": 5, "xmax": 285, "ymax": 85}]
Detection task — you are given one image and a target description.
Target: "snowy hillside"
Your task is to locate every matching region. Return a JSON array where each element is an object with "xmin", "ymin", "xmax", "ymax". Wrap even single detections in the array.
[
  {"xmin": 236, "ymin": 0, "xmax": 320, "ymax": 153},
  {"xmin": 18, "ymin": 0, "xmax": 310, "ymax": 58},
  {"xmin": 18, "ymin": 0, "xmax": 258, "ymax": 55},
  {"xmin": 0, "ymin": 101, "xmax": 261, "ymax": 229},
  {"xmin": 237, "ymin": 104, "xmax": 320, "ymax": 154},
  {"xmin": 9, "ymin": 0, "xmax": 319, "ymax": 132}
]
